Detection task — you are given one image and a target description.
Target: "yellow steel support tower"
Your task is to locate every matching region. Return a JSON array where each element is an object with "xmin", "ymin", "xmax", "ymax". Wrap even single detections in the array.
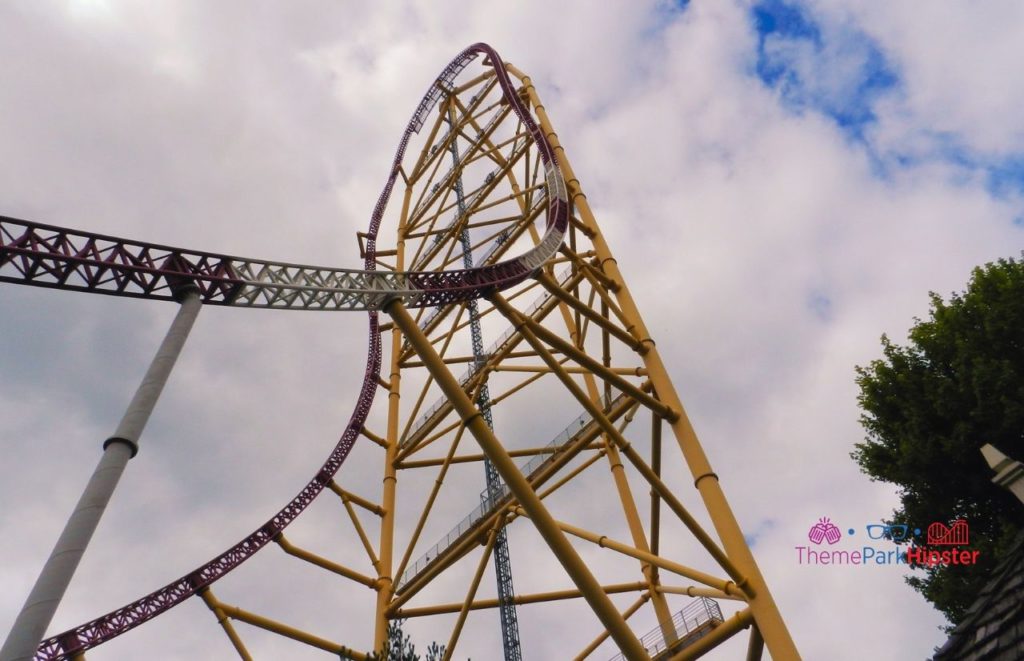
[{"xmin": 355, "ymin": 61, "xmax": 798, "ymax": 659}]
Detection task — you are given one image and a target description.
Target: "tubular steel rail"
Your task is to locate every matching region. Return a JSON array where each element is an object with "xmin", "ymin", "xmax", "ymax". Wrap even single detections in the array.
[{"xmin": 3, "ymin": 42, "xmax": 568, "ymax": 661}]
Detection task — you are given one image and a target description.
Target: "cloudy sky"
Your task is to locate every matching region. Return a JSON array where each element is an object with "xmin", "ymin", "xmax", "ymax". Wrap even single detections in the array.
[{"xmin": 1, "ymin": 1, "xmax": 1021, "ymax": 659}]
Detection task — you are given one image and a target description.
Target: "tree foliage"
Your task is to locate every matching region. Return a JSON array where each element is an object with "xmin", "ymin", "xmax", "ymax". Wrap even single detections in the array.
[
  {"xmin": 852, "ymin": 255, "xmax": 1024, "ymax": 626},
  {"xmin": 365, "ymin": 620, "xmax": 446, "ymax": 661}
]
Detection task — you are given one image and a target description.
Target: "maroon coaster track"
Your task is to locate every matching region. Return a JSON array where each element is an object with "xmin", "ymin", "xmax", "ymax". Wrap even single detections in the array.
[{"xmin": 0, "ymin": 43, "xmax": 568, "ymax": 660}]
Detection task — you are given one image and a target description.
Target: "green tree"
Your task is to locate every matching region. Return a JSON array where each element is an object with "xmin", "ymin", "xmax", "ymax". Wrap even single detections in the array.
[
  {"xmin": 365, "ymin": 620, "xmax": 446, "ymax": 661},
  {"xmin": 852, "ymin": 255, "xmax": 1024, "ymax": 626}
]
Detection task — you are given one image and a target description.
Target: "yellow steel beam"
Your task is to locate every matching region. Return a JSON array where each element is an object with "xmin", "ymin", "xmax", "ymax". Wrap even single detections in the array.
[
  {"xmin": 574, "ymin": 593, "xmax": 650, "ymax": 661},
  {"xmin": 452, "ymin": 200, "xmax": 542, "ymax": 269},
  {"xmin": 392, "ymin": 394, "xmax": 633, "ymax": 609},
  {"xmin": 670, "ymin": 609, "xmax": 753, "ymax": 661},
  {"xmin": 328, "ymin": 481, "xmax": 385, "ymax": 517},
  {"xmin": 404, "ymin": 353, "xmax": 484, "ymax": 367},
  {"xmin": 204, "ymin": 595, "xmax": 368, "ymax": 660},
  {"xmin": 275, "ymin": 535, "xmax": 378, "ymax": 590},
  {"xmin": 396, "ymin": 582, "xmax": 647, "ymax": 618},
  {"xmin": 511, "ymin": 506, "xmax": 743, "ymax": 598},
  {"xmin": 508, "ymin": 64, "xmax": 799, "ymax": 659},
  {"xmin": 396, "ymin": 301, "xmax": 470, "ymax": 460},
  {"xmin": 443, "ymin": 526, "xmax": 498, "ymax": 661},
  {"xmin": 579, "ymin": 257, "xmax": 621, "ymax": 293},
  {"xmin": 387, "ymin": 300, "xmax": 648, "ymax": 659},
  {"xmin": 197, "ymin": 588, "xmax": 253, "ymax": 661},
  {"xmin": 536, "ymin": 271, "xmax": 642, "ymax": 350},
  {"xmin": 437, "ymin": 269, "xmax": 577, "ymax": 342},
  {"xmin": 459, "ymin": 129, "xmax": 532, "ymax": 172},
  {"xmin": 746, "ymin": 624, "xmax": 765, "ymax": 661},
  {"xmin": 650, "ymin": 415, "xmax": 663, "ymax": 558},
  {"xmin": 452, "ymin": 68, "xmax": 495, "ymax": 96},
  {"xmin": 404, "ymin": 209, "xmax": 536, "ymax": 240},
  {"xmin": 491, "ymin": 364, "xmax": 645, "ymax": 375},
  {"xmin": 436, "ymin": 206, "xmax": 535, "ymax": 270},
  {"xmin": 492, "ymin": 293, "xmax": 747, "ymax": 591},
  {"xmin": 409, "ymin": 131, "xmax": 532, "ymax": 268},
  {"xmin": 576, "ymin": 280, "xmax": 600, "ymax": 350},
  {"xmin": 360, "ymin": 427, "xmax": 387, "ymax": 449},
  {"xmin": 605, "ymin": 429, "xmax": 748, "ymax": 592},
  {"xmin": 393, "ymin": 423, "xmax": 469, "ymax": 584},
  {"xmin": 490, "ymin": 294, "xmax": 675, "ymax": 420},
  {"xmin": 522, "ymin": 393, "xmax": 634, "ymax": 500},
  {"xmin": 389, "ymin": 508, "xmax": 506, "ymax": 613},
  {"xmin": 398, "ymin": 442, "xmax": 602, "ymax": 469},
  {"xmin": 449, "ymin": 91, "xmax": 525, "ymax": 174},
  {"xmin": 407, "ymin": 84, "xmax": 466, "ymax": 185},
  {"xmin": 536, "ymin": 449, "xmax": 607, "ymax": 500},
  {"xmin": 530, "ymin": 251, "xmax": 678, "ymax": 644},
  {"xmin": 574, "ymin": 258, "xmax": 629, "ymax": 324},
  {"xmin": 395, "ymin": 414, "xmax": 463, "ymax": 464},
  {"xmin": 407, "ymin": 136, "xmax": 452, "ymax": 231},
  {"xmin": 655, "ymin": 584, "xmax": 742, "ymax": 602},
  {"xmin": 395, "ymin": 349, "xmax": 548, "ymax": 464},
  {"xmin": 374, "ymin": 170, "xmax": 416, "ymax": 654},
  {"xmin": 566, "ymin": 210, "xmax": 595, "ymax": 239},
  {"xmin": 398, "ymin": 280, "xmax": 577, "ymax": 455},
  {"xmin": 341, "ymin": 495, "xmax": 381, "ymax": 572},
  {"xmin": 573, "ymin": 597, "xmax": 651, "ymax": 661},
  {"xmin": 391, "ymin": 383, "xmax": 619, "ymax": 608}
]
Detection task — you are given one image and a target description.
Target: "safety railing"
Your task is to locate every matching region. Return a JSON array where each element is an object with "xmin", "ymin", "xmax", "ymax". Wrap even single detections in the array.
[{"xmin": 608, "ymin": 597, "xmax": 724, "ymax": 661}]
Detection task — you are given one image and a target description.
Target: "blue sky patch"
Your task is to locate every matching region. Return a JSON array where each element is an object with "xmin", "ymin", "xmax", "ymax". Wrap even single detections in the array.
[
  {"xmin": 748, "ymin": 1, "xmax": 1024, "ymax": 202},
  {"xmin": 744, "ymin": 518, "xmax": 778, "ymax": 548},
  {"xmin": 753, "ymin": 0, "xmax": 821, "ymax": 52},
  {"xmin": 884, "ymin": 131, "xmax": 1024, "ymax": 197},
  {"xmin": 807, "ymin": 291, "xmax": 833, "ymax": 322},
  {"xmin": 750, "ymin": 0, "xmax": 898, "ymax": 141},
  {"xmin": 645, "ymin": 0, "xmax": 690, "ymax": 41},
  {"xmin": 987, "ymin": 156, "xmax": 1024, "ymax": 197}
]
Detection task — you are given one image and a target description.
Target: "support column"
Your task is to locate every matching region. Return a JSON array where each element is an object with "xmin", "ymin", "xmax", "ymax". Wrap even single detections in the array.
[
  {"xmin": 507, "ymin": 66, "xmax": 800, "ymax": 659},
  {"xmin": 1, "ymin": 289, "xmax": 202, "ymax": 661},
  {"xmin": 386, "ymin": 300, "xmax": 648, "ymax": 660}
]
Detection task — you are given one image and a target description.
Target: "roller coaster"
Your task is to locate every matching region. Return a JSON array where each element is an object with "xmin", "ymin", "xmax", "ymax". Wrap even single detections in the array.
[{"xmin": 1, "ymin": 44, "xmax": 799, "ymax": 660}]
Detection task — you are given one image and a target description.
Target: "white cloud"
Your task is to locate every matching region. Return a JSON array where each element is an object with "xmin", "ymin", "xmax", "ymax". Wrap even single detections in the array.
[{"xmin": 813, "ymin": 0, "xmax": 1024, "ymax": 157}]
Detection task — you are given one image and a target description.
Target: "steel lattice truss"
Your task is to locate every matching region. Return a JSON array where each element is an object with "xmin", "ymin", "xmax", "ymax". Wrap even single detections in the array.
[{"xmin": 1, "ymin": 44, "xmax": 798, "ymax": 661}]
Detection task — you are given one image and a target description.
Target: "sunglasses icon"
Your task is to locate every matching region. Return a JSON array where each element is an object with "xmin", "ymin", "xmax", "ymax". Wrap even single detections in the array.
[{"xmin": 866, "ymin": 524, "xmax": 909, "ymax": 541}]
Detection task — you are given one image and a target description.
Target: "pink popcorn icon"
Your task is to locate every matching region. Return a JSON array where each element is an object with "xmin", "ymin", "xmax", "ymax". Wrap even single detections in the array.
[{"xmin": 808, "ymin": 517, "xmax": 842, "ymax": 545}]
